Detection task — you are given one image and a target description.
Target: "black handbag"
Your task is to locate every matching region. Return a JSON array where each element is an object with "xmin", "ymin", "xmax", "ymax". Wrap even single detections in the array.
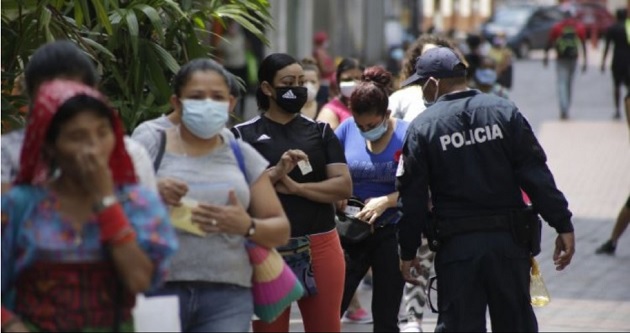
[{"xmin": 335, "ymin": 198, "xmax": 373, "ymax": 244}]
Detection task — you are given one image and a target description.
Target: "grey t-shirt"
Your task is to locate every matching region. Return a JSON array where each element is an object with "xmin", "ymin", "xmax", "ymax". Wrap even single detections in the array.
[
  {"xmin": 157, "ymin": 128, "xmax": 268, "ymax": 287},
  {"xmin": 131, "ymin": 116, "xmax": 174, "ymax": 159},
  {"xmin": 1, "ymin": 129, "xmax": 25, "ymax": 183}
]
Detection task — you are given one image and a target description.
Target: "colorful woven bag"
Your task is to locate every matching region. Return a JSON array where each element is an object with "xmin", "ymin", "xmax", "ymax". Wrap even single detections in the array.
[{"xmin": 246, "ymin": 242, "xmax": 305, "ymax": 323}]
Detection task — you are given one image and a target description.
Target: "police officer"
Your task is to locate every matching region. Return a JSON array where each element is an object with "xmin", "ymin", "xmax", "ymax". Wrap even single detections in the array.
[{"xmin": 396, "ymin": 47, "xmax": 576, "ymax": 332}]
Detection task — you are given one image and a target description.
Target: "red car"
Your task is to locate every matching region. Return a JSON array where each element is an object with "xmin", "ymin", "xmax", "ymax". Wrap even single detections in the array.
[{"xmin": 574, "ymin": 2, "xmax": 615, "ymax": 39}]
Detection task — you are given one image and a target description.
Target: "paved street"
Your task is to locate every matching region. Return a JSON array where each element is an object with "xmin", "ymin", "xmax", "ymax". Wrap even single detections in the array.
[{"xmin": 241, "ymin": 43, "xmax": 630, "ymax": 332}]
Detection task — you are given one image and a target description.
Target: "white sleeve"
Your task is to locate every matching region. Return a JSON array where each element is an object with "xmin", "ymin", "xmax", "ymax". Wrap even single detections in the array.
[{"xmin": 124, "ymin": 137, "xmax": 158, "ymax": 192}]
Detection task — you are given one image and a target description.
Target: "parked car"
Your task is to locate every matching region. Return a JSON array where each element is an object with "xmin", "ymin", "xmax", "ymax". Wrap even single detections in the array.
[{"xmin": 481, "ymin": 4, "xmax": 565, "ymax": 58}]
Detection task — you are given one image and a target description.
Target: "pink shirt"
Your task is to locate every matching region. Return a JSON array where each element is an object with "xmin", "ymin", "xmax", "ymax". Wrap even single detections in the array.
[{"xmin": 322, "ymin": 98, "xmax": 351, "ymax": 124}]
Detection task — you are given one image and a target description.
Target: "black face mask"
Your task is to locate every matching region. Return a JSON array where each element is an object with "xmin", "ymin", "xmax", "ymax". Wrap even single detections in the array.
[{"xmin": 274, "ymin": 86, "xmax": 308, "ymax": 114}]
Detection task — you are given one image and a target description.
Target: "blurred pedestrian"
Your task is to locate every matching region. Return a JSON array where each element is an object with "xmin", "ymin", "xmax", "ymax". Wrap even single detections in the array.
[
  {"xmin": 397, "ymin": 47, "xmax": 575, "ymax": 331},
  {"xmin": 390, "ymin": 34, "xmax": 456, "ymax": 123},
  {"xmin": 233, "ymin": 53, "xmax": 352, "ymax": 332},
  {"xmin": 1, "ymin": 41, "xmax": 157, "ymax": 194},
  {"xmin": 144, "ymin": 58, "xmax": 290, "ymax": 332},
  {"xmin": 463, "ymin": 34, "xmax": 484, "ymax": 83},
  {"xmin": 335, "ymin": 66, "xmax": 406, "ymax": 332},
  {"xmin": 300, "ymin": 57, "xmax": 322, "ymax": 120},
  {"xmin": 595, "ymin": 195, "xmax": 630, "ymax": 255},
  {"xmin": 317, "ymin": 58, "xmax": 364, "ymax": 130},
  {"xmin": 217, "ymin": 20, "xmax": 249, "ymax": 119},
  {"xmin": 601, "ymin": 8, "xmax": 630, "ymax": 120},
  {"xmin": 313, "ymin": 31, "xmax": 336, "ymax": 106},
  {"xmin": 1, "ymin": 80, "xmax": 178, "ymax": 332},
  {"xmin": 472, "ymin": 57, "xmax": 510, "ymax": 100},
  {"xmin": 487, "ymin": 32, "xmax": 514, "ymax": 90},
  {"xmin": 389, "ymin": 34, "xmax": 457, "ymax": 333},
  {"xmin": 544, "ymin": 10, "xmax": 588, "ymax": 120}
]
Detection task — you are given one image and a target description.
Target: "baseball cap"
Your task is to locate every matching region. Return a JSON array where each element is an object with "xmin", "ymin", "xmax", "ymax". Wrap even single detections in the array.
[{"xmin": 401, "ymin": 47, "xmax": 467, "ymax": 87}]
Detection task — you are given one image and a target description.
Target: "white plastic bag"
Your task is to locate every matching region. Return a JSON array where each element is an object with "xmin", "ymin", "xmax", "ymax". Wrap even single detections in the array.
[{"xmin": 133, "ymin": 294, "xmax": 181, "ymax": 332}]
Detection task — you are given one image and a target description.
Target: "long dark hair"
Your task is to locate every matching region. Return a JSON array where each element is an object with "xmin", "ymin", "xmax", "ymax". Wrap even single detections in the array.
[
  {"xmin": 335, "ymin": 58, "xmax": 364, "ymax": 86},
  {"xmin": 255, "ymin": 53, "xmax": 299, "ymax": 110}
]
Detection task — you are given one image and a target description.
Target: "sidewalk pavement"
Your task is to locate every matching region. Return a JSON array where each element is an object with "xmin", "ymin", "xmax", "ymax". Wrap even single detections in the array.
[{"xmin": 531, "ymin": 120, "xmax": 630, "ymax": 332}]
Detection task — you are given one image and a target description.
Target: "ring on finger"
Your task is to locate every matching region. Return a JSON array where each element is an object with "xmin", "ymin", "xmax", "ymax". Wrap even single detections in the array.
[{"xmin": 211, "ymin": 219, "xmax": 217, "ymax": 226}]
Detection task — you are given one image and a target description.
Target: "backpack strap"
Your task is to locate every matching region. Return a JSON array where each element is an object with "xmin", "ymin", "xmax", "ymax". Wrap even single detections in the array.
[
  {"xmin": 153, "ymin": 130, "xmax": 167, "ymax": 172},
  {"xmin": 229, "ymin": 139, "xmax": 250, "ymax": 184}
]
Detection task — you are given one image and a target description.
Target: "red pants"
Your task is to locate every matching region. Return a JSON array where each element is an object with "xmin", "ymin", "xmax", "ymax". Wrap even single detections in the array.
[{"xmin": 253, "ymin": 229, "xmax": 346, "ymax": 332}]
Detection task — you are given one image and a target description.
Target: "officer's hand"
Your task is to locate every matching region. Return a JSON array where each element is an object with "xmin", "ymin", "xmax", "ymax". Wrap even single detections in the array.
[
  {"xmin": 400, "ymin": 258, "xmax": 422, "ymax": 285},
  {"xmin": 553, "ymin": 232, "xmax": 575, "ymax": 271}
]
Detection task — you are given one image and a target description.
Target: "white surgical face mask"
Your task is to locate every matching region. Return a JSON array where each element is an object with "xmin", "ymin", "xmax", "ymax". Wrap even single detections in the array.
[
  {"xmin": 181, "ymin": 98, "xmax": 230, "ymax": 139},
  {"xmin": 305, "ymin": 82, "xmax": 318, "ymax": 102},
  {"xmin": 422, "ymin": 78, "xmax": 440, "ymax": 108},
  {"xmin": 339, "ymin": 81, "xmax": 357, "ymax": 98}
]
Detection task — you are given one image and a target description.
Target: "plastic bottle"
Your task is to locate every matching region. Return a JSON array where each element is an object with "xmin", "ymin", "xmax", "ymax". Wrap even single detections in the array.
[{"xmin": 530, "ymin": 257, "xmax": 550, "ymax": 307}]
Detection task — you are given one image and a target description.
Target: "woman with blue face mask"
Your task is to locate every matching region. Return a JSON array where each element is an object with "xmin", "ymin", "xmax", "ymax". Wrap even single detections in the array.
[
  {"xmin": 334, "ymin": 66, "xmax": 408, "ymax": 332},
  {"xmin": 146, "ymin": 59, "xmax": 291, "ymax": 332}
]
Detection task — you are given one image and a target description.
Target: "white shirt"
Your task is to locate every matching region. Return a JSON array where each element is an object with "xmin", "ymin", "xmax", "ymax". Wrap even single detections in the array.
[{"xmin": 389, "ymin": 85, "xmax": 427, "ymax": 123}]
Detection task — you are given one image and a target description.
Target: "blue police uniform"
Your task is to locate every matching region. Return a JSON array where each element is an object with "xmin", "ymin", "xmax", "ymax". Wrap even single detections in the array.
[{"xmin": 396, "ymin": 47, "xmax": 573, "ymax": 332}]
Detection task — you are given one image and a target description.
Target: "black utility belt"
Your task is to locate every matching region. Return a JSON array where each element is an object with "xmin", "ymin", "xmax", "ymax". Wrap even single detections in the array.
[
  {"xmin": 425, "ymin": 208, "xmax": 542, "ymax": 256},
  {"xmin": 436, "ymin": 214, "xmax": 511, "ymax": 239}
]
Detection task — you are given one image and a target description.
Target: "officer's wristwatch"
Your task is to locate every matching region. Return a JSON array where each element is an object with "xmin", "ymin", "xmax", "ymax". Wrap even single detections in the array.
[
  {"xmin": 93, "ymin": 195, "xmax": 118, "ymax": 213},
  {"xmin": 245, "ymin": 219, "xmax": 257, "ymax": 238}
]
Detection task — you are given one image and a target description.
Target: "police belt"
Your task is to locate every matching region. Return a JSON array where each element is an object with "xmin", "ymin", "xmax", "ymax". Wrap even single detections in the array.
[{"xmin": 436, "ymin": 214, "xmax": 512, "ymax": 239}]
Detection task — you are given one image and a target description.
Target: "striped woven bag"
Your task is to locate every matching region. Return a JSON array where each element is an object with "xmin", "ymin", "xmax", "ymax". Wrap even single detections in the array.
[{"xmin": 246, "ymin": 242, "xmax": 305, "ymax": 323}]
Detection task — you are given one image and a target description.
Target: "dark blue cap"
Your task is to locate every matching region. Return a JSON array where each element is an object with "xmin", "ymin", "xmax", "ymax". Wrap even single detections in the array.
[{"xmin": 401, "ymin": 47, "xmax": 467, "ymax": 87}]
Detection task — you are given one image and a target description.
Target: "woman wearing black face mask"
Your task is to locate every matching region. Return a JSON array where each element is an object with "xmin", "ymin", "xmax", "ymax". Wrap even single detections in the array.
[{"xmin": 232, "ymin": 53, "xmax": 353, "ymax": 333}]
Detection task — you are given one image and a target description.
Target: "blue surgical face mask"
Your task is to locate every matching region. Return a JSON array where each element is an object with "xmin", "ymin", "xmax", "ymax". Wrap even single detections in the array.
[
  {"xmin": 475, "ymin": 68, "xmax": 498, "ymax": 86},
  {"xmin": 181, "ymin": 98, "xmax": 230, "ymax": 139},
  {"xmin": 360, "ymin": 119, "xmax": 388, "ymax": 142}
]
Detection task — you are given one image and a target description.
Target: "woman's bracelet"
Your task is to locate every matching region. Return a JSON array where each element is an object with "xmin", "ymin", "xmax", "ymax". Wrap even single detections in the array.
[{"xmin": 96, "ymin": 203, "xmax": 132, "ymax": 243}]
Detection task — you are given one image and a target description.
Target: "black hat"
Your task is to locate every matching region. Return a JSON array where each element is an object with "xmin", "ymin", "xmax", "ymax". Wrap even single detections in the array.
[{"xmin": 401, "ymin": 47, "xmax": 467, "ymax": 87}]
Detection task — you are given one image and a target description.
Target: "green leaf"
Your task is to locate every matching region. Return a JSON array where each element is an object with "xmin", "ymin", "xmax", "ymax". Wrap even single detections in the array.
[
  {"xmin": 149, "ymin": 42, "xmax": 180, "ymax": 73},
  {"xmin": 122, "ymin": 9, "xmax": 140, "ymax": 55},
  {"xmin": 133, "ymin": 4, "xmax": 164, "ymax": 42},
  {"xmin": 73, "ymin": 1, "xmax": 84, "ymax": 27},
  {"xmin": 80, "ymin": 36, "xmax": 116, "ymax": 61},
  {"xmin": 93, "ymin": 0, "xmax": 113, "ymax": 34}
]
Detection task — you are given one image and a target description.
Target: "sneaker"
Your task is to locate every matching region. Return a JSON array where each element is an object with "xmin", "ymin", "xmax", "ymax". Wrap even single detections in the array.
[
  {"xmin": 400, "ymin": 321, "xmax": 423, "ymax": 332},
  {"xmin": 595, "ymin": 240, "xmax": 616, "ymax": 255},
  {"xmin": 342, "ymin": 308, "xmax": 373, "ymax": 324}
]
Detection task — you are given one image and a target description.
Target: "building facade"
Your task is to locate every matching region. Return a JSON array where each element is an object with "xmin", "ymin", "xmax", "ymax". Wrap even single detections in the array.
[{"xmin": 264, "ymin": 0, "xmax": 493, "ymax": 65}]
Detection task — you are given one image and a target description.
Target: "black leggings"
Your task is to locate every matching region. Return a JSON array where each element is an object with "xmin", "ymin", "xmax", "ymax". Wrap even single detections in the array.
[{"xmin": 340, "ymin": 225, "xmax": 405, "ymax": 332}]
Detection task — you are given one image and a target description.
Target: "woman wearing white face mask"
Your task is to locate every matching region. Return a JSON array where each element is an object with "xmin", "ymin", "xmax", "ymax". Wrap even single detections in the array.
[
  {"xmin": 146, "ymin": 59, "xmax": 291, "ymax": 332},
  {"xmin": 317, "ymin": 58, "xmax": 364, "ymax": 130},
  {"xmin": 300, "ymin": 57, "xmax": 322, "ymax": 120}
]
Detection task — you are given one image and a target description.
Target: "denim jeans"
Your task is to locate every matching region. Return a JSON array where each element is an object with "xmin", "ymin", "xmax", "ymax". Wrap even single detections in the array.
[
  {"xmin": 148, "ymin": 282, "xmax": 253, "ymax": 332},
  {"xmin": 556, "ymin": 58, "xmax": 577, "ymax": 117}
]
